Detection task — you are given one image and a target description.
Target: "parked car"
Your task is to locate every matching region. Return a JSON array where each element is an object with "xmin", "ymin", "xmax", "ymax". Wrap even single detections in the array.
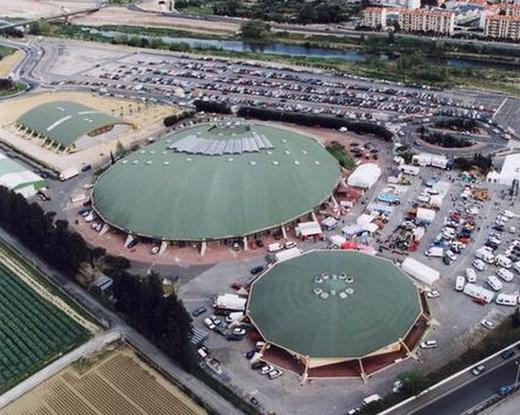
[
  {"xmin": 204, "ymin": 317, "xmax": 215, "ymax": 330},
  {"xmin": 250, "ymin": 265, "xmax": 265, "ymax": 275},
  {"xmin": 420, "ymin": 340, "xmax": 438, "ymax": 349},
  {"xmin": 426, "ymin": 290, "xmax": 440, "ymax": 298},
  {"xmin": 268, "ymin": 369, "xmax": 283, "ymax": 379},
  {"xmin": 481, "ymin": 319, "xmax": 495, "ymax": 329},
  {"xmin": 191, "ymin": 306, "xmax": 207, "ymax": 317},
  {"xmin": 501, "ymin": 349, "xmax": 515, "ymax": 359},
  {"xmin": 284, "ymin": 240, "xmax": 297, "ymax": 249},
  {"xmin": 472, "ymin": 259, "xmax": 486, "ymax": 271},
  {"xmin": 260, "ymin": 364, "xmax": 274, "ymax": 375},
  {"xmin": 232, "ymin": 327, "xmax": 246, "ymax": 336}
]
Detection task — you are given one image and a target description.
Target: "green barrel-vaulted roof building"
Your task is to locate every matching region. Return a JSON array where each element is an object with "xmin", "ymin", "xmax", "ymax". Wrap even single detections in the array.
[
  {"xmin": 17, "ymin": 101, "xmax": 133, "ymax": 152},
  {"xmin": 92, "ymin": 121, "xmax": 342, "ymax": 242}
]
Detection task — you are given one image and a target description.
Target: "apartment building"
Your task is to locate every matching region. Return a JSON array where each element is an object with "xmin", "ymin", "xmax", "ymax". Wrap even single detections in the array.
[
  {"xmin": 363, "ymin": 7, "xmax": 388, "ymax": 29},
  {"xmin": 399, "ymin": 9, "xmax": 455, "ymax": 34},
  {"xmin": 485, "ymin": 14, "xmax": 520, "ymax": 39}
]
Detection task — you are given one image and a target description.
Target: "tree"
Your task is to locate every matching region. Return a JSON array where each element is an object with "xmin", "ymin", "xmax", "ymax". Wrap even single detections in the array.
[
  {"xmin": 399, "ymin": 369, "xmax": 429, "ymax": 395},
  {"xmin": 28, "ymin": 20, "xmax": 52, "ymax": 36},
  {"xmin": 109, "ymin": 270, "xmax": 195, "ymax": 369},
  {"xmin": 513, "ymin": 307, "xmax": 520, "ymax": 328},
  {"xmin": 240, "ymin": 20, "xmax": 271, "ymax": 40}
]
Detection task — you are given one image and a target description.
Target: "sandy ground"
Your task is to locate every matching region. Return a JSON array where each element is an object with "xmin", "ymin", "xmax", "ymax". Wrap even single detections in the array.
[
  {"xmin": 72, "ymin": 6, "xmax": 238, "ymax": 34},
  {"xmin": 1, "ymin": 347, "xmax": 207, "ymax": 415},
  {"xmin": 139, "ymin": 0, "xmax": 169, "ymax": 13},
  {"xmin": 0, "ymin": 91, "xmax": 174, "ymax": 172},
  {"xmin": 1, "ymin": 0, "xmax": 98, "ymax": 19},
  {"xmin": 0, "ymin": 50, "xmax": 23, "ymax": 78}
]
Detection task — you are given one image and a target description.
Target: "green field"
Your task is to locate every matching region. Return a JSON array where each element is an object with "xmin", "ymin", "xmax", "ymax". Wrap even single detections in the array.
[{"xmin": 0, "ymin": 262, "xmax": 89, "ymax": 393}]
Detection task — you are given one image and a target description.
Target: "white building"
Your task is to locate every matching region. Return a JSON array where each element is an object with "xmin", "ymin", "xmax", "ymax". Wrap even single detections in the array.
[
  {"xmin": 399, "ymin": 9, "xmax": 455, "ymax": 35},
  {"xmin": 498, "ymin": 154, "xmax": 520, "ymax": 187},
  {"xmin": 363, "ymin": 7, "xmax": 388, "ymax": 29}
]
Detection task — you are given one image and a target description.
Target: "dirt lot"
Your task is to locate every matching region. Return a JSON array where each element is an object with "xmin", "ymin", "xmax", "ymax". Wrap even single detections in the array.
[
  {"xmin": 1, "ymin": 0, "xmax": 98, "ymax": 19},
  {"xmin": 0, "ymin": 50, "xmax": 23, "ymax": 78},
  {"xmin": 0, "ymin": 346, "xmax": 207, "ymax": 415},
  {"xmin": 0, "ymin": 91, "xmax": 174, "ymax": 172},
  {"xmin": 72, "ymin": 6, "xmax": 238, "ymax": 35}
]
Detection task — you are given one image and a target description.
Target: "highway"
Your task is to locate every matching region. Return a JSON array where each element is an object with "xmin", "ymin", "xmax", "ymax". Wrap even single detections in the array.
[{"xmin": 385, "ymin": 344, "xmax": 520, "ymax": 415}]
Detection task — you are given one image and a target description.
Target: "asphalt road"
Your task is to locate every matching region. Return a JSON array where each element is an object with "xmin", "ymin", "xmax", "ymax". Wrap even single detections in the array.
[{"xmin": 414, "ymin": 358, "xmax": 520, "ymax": 415}]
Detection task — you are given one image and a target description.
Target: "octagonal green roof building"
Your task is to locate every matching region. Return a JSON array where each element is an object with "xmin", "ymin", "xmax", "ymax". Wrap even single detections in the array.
[
  {"xmin": 247, "ymin": 250, "xmax": 429, "ymax": 379},
  {"xmin": 92, "ymin": 121, "xmax": 341, "ymax": 242}
]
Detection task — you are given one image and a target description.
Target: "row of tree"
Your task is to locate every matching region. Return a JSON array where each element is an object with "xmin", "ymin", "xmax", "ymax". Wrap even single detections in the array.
[
  {"xmin": 194, "ymin": 100, "xmax": 232, "ymax": 114},
  {"xmin": 433, "ymin": 118, "xmax": 480, "ymax": 133},
  {"xmin": 0, "ymin": 186, "xmax": 91, "ymax": 275},
  {"xmin": 109, "ymin": 269, "xmax": 195, "ymax": 369},
  {"xmin": 453, "ymin": 153, "xmax": 493, "ymax": 173},
  {"xmin": 163, "ymin": 109, "xmax": 196, "ymax": 127},
  {"xmin": 422, "ymin": 131, "xmax": 473, "ymax": 148},
  {"xmin": 237, "ymin": 106, "xmax": 394, "ymax": 141}
]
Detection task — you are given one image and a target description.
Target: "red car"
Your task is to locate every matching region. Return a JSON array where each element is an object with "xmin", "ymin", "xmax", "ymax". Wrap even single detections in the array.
[
  {"xmin": 473, "ymin": 297, "xmax": 486, "ymax": 305},
  {"xmin": 231, "ymin": 282, "xmax": 242, "ymax": 291}
]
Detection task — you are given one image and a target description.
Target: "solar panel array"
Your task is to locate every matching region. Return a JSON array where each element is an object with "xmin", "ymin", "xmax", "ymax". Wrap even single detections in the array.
[{"xmin": 169, "ymin": 133, "xmax": 274, "ymax": 155}]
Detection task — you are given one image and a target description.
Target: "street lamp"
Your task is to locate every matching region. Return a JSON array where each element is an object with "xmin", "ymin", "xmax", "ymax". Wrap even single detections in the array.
[{"xmin": 515, "ymin": 360, "xmax": 520, "ymax": 391}]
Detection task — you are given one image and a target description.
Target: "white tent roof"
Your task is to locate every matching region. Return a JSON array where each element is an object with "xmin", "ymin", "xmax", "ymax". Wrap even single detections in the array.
[
  {"xmin": 215, "ymin": 294, "xmax": 247, "ymax": 311},
  {"xmin": 328, "ymin": 234, "xmax": 347, "ymax": 247},
  {"xmin": 401, "ymin": 258, "xmax": 440, "ymax": 285},
  {"xmin": 356, "ymin": 214, "xmax": 374, "ymax": 226},
  {"xmin": 499, "ymin": 154, "xmax": 520, "ymax": 186},
  {"xmin": 347, "ymin": 163, "xmax": 381, "ymax": 189},
  {"xmin": 341, "ymin": 224, "xmax": 362, "ymax": 236},
  {"xmin": 362, "ymin": 222, "xmax": 379, "ymax": 233},
  {"xmin": 296, "ymin": 221, "xmax": 322, "ymax": 237}
]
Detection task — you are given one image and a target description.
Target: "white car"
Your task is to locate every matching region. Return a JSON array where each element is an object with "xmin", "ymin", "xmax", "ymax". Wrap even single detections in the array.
[
  {"xmin": 446, "ymin": 250, "xmax": 457, "ymax": 262},
  {"xmin": 150, "ymin": 246, "xmax": 160, "ymax": 255},
  {"xmin": 203, "ymin": 318, "xmax": 215, "ymax": 330},
  {"xmin": 497, "ymin": 268, "xmax": 514, "ymax": 282},
  {"xmin": 284, "ymin": 240, "xmax": 297, "ymax": 249},
  {"xmin": 465, "ymin": 268, "xmax": 477, "ymax": 283},
  {"xmin": 232, "ymin": 327, "xmax": 246, "ymax": 336},
  {"xmin": 268, "ymin": 368, "xmax": 283, "ymax": 379},
  {"xmin": 420, "ymin": 340, "xmax": 438, "ymax": 349},
  {"xmin": 473, "ymin": 259, "xmax": 487, "ymax": 272},
  {"xmin": 486, "ymin": 275, "xmax": 503, "ymax": 291},
  {"xmin": 393, "ymin": 380, "xmax": 403, "ymax": 393},
  {"xmin": 455, "ymin": 276, "xmax": 465, "ymax": 291},
  {"xmin": 260, "ymin": 364, "xmax": 274, "ymax": 375},
  {"xmin": 481, "ymin": 319, "xmax": 495, "ymax": 329},
  {"xmin": 426, "ymin": 290, "xmax": 440, "ymax": 298}
]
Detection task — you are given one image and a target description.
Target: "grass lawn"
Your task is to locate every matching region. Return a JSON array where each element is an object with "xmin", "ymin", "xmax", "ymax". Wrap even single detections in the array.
[{"xmin": 326, "ymin": 143, "xmax": 356, "ymax": 170}]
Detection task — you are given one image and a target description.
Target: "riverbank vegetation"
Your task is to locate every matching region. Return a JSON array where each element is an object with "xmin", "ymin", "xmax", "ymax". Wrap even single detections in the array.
[{"xmin": 175, "ymin": 0, "xmax": 362, "ymax": 24}]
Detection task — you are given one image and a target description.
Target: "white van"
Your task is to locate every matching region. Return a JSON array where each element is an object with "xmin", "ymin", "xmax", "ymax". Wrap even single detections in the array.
[
  {"xmin": 496, "ymin": 293, "xmax": 519, "ymax": 306},
  {"xmin": 482, "ymin": 252, "xmax": 495, "ymax": 265},
  {"xmin": 362, "ymin": 394, "xmax": 382, "ymax": 406},
  {"xmin": 465, "ymin": 268, "xmax": 477, "ymax": 283},
  {"xmin": 497, "ymin": 268, "xmax": 514, "ymax": 282},
  {"xmin": 496, "ymin": 254, "xmax": 512, "ymax": 269},
  {"xmin": 455, "ymin": 276, "xmax": 465, "ymax": 291},
  {"xmin": 514, "ymin": 261, "xmax": 520, "ymax": 274},
  {"xmin": 267, "ymin": 243, "xmax": 284, "ymax": 253},
  {"xmin": 486, "ymin": 276, "xmax": 503, "ymax": 291}
]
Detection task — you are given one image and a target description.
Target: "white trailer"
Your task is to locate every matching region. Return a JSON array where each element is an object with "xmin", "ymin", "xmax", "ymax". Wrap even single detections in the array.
[
  {"xmin": 274, "ymin": 247, "xmax": 302, "ymax": 263},
  {"xmin": 401, "ymin": 258, "xmax": 440, "ymax": 285},
  {"xmin": 496, "ymin": 293, "xmax": 519, "ymax": 307},
  {"xmin": 425, "ymin": 247, "xmax": 444, "ymax": 258},
  {"xmin": 59, "ymin": 167, "xmax": 80, "ymax": 181},
  {"xmin": 214, "ymin": 294, "xmax": 247, "ymax": 312},
  {"xmin": 399, "ymin": 164, "xmax": 420, "ymax": 176},
  {"xmin": 412, "ymin": 153, "xmax": 449, "ymax": 169},
  {"xmin": 431, "ymin": 155, "xmax": 449, "ymax": 169},
  {"xmin": 495, "ymin": 254, "xmax": 512, "ymax": 269},
  {"xmin": 463, "ymin": 283, "xmax": 495, "ymax": 303}
]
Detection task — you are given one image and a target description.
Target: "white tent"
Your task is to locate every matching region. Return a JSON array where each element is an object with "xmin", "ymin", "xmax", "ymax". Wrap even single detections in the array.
[
  {"xmin": 328, "ymin": 234, "xmax": 347, "ymax": 247},
  {"xmin": 295, "ymin": 221, "xmax": 322, "ymax": 238},
  {"xmin": 416, "ymin": 208, "xmax": 436, "ymax": 223},
  {"xmin": 356, "ymin": 213, "xmax": 374, "ymax": 226},
  {"xmin": 362, "ymin": 222, "xmax": 379, "ymax": 234},
  {"xmin": 341, "ymin": 224, "xmax": 361, "ymax": 237},
  {"xmin": 214, "ymin": 294, "xmax": 247, "ymax": 311},
  {"xmin": 347, "ymin": 163, "xmax": 381, "ymax": 189},
  {"xmin": 274, "ymin": 247, "xmax": 302, "ymax": 263},
  {"xmin": 401, "ymin": 258, "xmax": 440, "ymax": 285}
]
